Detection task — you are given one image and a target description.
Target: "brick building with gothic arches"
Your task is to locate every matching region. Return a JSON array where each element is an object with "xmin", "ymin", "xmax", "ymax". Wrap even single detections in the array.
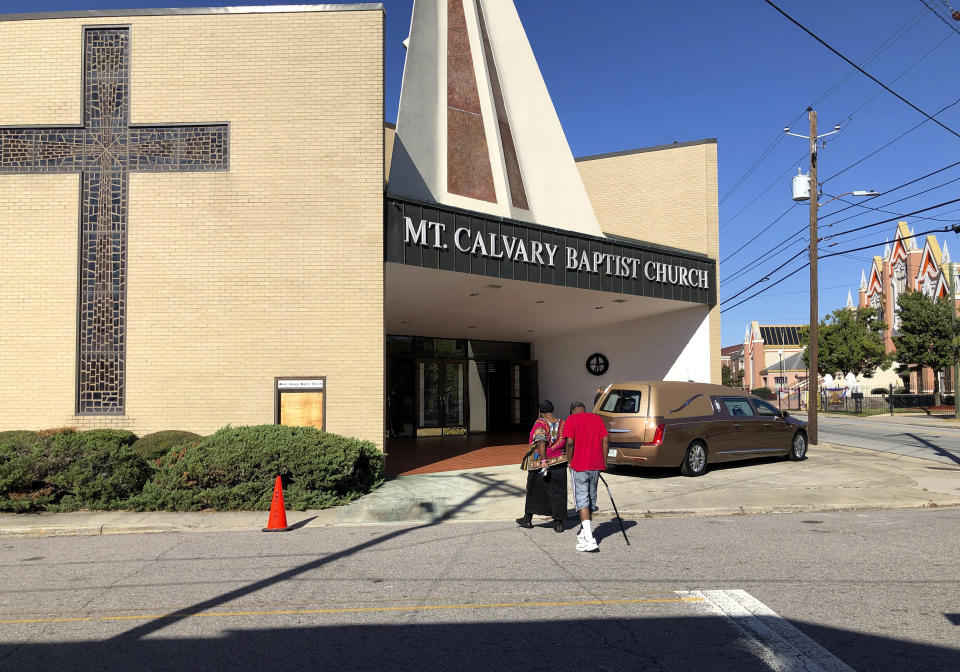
[{"xmin": 857, "ymin": 221, "xmax": 960, "ymax": 393}]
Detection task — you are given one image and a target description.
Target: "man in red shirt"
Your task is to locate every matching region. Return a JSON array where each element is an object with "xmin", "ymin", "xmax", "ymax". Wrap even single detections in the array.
[{"xmin": 563, "ymin": 401, "xmax": 609, "ymax": 552}]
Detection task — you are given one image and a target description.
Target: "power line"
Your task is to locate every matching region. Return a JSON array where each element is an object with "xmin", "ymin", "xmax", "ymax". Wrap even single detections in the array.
[
  {"xmin": 721, "ymin": 225, "xmax": 958, "ymax": 315},
  {"xmin": 722, "ymin": 164, "xmax": 960, "ymax": 285},
  {"xmin": 720, "ymin": 153, "xmax": 807, "ymax": 230},
  {"xmin": 820, "ymin": 224, "xmax": 960, "ymax": 259},
  {"xmin": 917, "ymin": 0, "xmax": 960, "ymax": 35},
  {"xmin": 765, "ymin": 0, "xmax": 960, "ymax": 141},
  {"xmin": 720, "ymin": 135, "xmax": 785, "ymax": 206},
  {"xmin": 806, "ymin": 9, "xmax": 926, "ymax": 110},
  {"xmin": 721, "ymin": 262, "xmax": 809, "ymax": 314},
  {"xmin": 821, "ymin": 196, "xmax": 960, "ymax": 242},
  {"xmin": 721, "ymin": 231, "xmax": 806, "ymax": 286},
  {"xmin": 829, "ymin": 26, "xmax": 956, "ymax": 146},
  {"xmin": 821, "ymin": 95, "xmax": 960, "ymax": 186},
  {"xmin": 723, "ymin": 248, "xmax": 809, "ymax": 303},
  {"xmin": 721, "ymin": 9, "xmax": 959, "ymax": 272},
  {"xmin": 720, "ymin": 198, "xmax": 960, "ymax": 312},
  {"xmin": 721, "ymin": 203, "xmax": 798, "ymax": 262},
  {"xmin": 719, "ymin": 9, "xmax": 927, "ymax": 206},
  {"xmin": 828, "ymin": 191, "xmax": 960, "ymax": 225},
  {"xmin": 819, "ymin": 162, "xmax": 960, "ymax": 225}
]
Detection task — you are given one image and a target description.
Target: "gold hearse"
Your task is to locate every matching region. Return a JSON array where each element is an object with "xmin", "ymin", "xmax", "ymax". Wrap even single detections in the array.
[{"xmin": 595, "ymin": 381, "xmax": 808, "ymax": 476}]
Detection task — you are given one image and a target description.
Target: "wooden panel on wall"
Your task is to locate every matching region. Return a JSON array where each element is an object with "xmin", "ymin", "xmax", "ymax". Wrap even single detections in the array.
[{"xmin": 280, "ymin": 391, "xmax": 325, "ymax": 430}]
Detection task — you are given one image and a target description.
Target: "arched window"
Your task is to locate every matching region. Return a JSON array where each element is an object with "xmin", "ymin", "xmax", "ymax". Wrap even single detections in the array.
[{"xmin": 892, "ymin": 261, "xmax": 906, "ymax": 330}]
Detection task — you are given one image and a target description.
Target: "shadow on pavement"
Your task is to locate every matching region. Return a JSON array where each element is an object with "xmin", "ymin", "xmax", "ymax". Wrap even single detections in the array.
[
  {"xmin": 4, "ymin": 615, "xmax": 959, "ymax": 671},
  {"xmin": 593, "ymin": 518, "xmax": 638, "ymax": 544},
  {"xmin": 610, "ymin": 454, "xmax": 791, "ymax": 480},
  {"xmin": 903, "ymin": 433, "xmax": 960, "ymax": 466},
  {"xmin": 110, "ymin": 472, "xmax": 521, "ymax": 643}
]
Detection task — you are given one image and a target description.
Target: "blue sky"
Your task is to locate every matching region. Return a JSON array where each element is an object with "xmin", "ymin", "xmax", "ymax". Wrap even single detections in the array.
[{"xmin": 5, "ymin": 1, "xmax": 960, "ymax": 346}]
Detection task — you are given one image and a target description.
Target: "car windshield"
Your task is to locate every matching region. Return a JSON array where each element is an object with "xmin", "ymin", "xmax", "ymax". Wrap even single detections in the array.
[{"xmin": 601, "ymin": 390, "xmax": 642, "ymax": 414}]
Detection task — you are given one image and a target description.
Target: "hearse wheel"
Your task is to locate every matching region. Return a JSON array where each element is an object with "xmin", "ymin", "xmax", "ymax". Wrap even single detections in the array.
[
  {"xmin": 680, "ymin": 441, "xmax": 708, "ymax": 477},
  {"xmin": 788, "ymin": 431, "xmax": 807, "ymax": 461}
]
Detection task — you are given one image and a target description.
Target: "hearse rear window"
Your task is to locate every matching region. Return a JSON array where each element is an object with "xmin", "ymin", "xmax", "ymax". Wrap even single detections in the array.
[
  {"xmin": 721, "ymin": 397, "xmax": 755, "ymax": 417},
  {"xmin": 601, "ymin": 390, "xmax": 642, "ymax": 414}
]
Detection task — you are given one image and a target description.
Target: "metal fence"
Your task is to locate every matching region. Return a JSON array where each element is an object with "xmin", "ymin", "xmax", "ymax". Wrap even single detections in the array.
[
  {"xmin": 762, "ymin": 389, "xmax": 956, "ymax": 416},
  {"xmin": 818, "ymin": 391, "xmax": 953, "ymax": 416}
]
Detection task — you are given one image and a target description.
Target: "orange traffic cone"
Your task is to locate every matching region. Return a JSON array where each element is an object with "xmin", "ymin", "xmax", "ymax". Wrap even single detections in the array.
[{"xmin": 262, "ymin": 476, "xmax": 291, "ymax": 532}]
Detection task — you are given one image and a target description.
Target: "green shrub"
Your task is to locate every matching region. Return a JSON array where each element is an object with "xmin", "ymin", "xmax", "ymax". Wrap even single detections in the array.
[
  {"xmin": 871, "ymin": 387, "xmax": 889, "ymax": 394},
  {"xmin": 132, "ymin": 430, "xmax": 202, "ymax": 462},
  {"xmin": 752, "ymin": 387, "xmax": 774, "ymax": 400},
  {"xmin": 0, "ymin": 429, "xmax": 149, "ymax": 512},
  {"xmin": 127, "ymin": 425, "xmax": 383, "ymax": 512}
]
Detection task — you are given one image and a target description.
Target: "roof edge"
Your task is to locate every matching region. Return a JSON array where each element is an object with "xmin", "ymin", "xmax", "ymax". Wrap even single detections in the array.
[
  {"xmin": 0, "ymin": 4, "xmax": 384, "ymax": 22},
  {"xmin": 575, "ymin": 138, "xmax": 717, "ymax": 163}
]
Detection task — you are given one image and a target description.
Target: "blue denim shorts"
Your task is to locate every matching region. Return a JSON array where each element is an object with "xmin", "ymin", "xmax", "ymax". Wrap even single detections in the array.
[{"xmin": 571, "ymin": 470, "xmax": 599, "ymax": 511}]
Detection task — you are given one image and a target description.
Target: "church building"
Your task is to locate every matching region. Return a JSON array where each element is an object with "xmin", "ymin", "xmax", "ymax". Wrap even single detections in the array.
[
  {"xmin": 0, "ymin": 3, "xmax": 720, "ymax": 467},
  {"xmin": 856, "ymin": 221, "xmax": 960, "ymax": 393}
]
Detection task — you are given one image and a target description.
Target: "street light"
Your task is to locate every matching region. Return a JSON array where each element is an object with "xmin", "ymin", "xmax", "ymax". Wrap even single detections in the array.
[
  {"xmin": 778, "ymin": 349, "xmax": 784, "ymax": 411},
  {"xmin": 786, "ymin": 108, "xmax": 879, "ymax": 445}
]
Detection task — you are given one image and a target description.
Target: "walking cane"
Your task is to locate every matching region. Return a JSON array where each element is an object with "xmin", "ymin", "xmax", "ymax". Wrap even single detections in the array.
[{"xmin": 598, "ymin": 474, "xmax": 630, "ymax": 545}]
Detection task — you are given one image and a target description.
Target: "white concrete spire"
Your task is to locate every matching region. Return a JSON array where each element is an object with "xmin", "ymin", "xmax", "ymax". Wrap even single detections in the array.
[
  {"xmin": 389, "ymin": 0, "xmax": 602, "ymax": 236},
  {"xmin": 943, "ymin": 240, "xmax": 951, "ymax": 263},
  {"xmin": 859, "ymin": 269, "xmax": 867, "ymax": 289},
  {"xmin": 846, "ymin": 289, "xmax": 854, "ymax": 309},
  {"xmin": 883, "ymin": 242, "xmax": 891, "ymax": 259}
]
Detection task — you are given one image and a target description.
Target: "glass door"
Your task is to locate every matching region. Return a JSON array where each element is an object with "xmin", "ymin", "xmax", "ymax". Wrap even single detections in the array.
[
  {"xmin": 442, "ymin": 361, "xmax": 466, "ymax": 435},
  {"xmin": 510, "ymin": 361, "xmax": 539, "ymax": 429},
  {"xmin": 416, "ymin": 359, "xmax": 467, "ymax": 436}
]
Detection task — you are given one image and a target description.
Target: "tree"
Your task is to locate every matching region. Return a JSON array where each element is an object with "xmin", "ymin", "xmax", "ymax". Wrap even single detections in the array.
[
  {"xmin": 892, "ymin": 290, "xmax": 960, "ymax": 404},
  {"xmin": 722, "ymin": 365, "xmax": 744, "ymax": 388},
  {"xmin": 799, "ymin": 306, "xmax": 892, "ymax": 378}
]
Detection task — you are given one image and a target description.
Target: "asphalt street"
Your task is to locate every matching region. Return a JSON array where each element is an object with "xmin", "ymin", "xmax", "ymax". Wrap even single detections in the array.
[
  {"xmin": 0, "ymin": 509, "xmax": 957, "ymax": 671},
  {"xmin": 813, "ymin": 414, "xmax": 960, "ymax": 466}
]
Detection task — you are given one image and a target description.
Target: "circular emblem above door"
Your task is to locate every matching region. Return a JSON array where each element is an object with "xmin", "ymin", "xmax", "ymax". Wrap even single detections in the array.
[{"xmin": 586, "ymin": 353, "xmax": 609, "ymax": 376}]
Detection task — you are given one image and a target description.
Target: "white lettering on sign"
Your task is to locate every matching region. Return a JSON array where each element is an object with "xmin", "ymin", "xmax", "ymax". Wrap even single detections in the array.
[
  {"xmin": 404, "ymin": 217, "xmax": 427, "ymax": 246},
  {"xmin": 403, "ymin": 220, "xmax": 710, "ymax": 290},
  {"xmin": 278, "ymin": 379, "xmax": 324, "ymax": 390},
  {"xmin": 404, "ymin": 217, "xmax": 446, "ymax": 250},
  {"xmin": 644, "ymin": 261, "xmax": 709, "ymax": 288}
]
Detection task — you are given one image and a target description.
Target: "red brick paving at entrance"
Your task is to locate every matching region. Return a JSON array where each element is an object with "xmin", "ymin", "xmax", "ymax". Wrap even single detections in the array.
[{"xmin": 385, "ymin": 433, "xmax": 529, "ymax": 476}]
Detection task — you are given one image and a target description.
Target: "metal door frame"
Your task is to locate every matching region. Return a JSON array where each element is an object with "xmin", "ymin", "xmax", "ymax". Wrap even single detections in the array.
[{"xmin": 414, "ymin": 358, "xmax": 469, "ymax": 433}]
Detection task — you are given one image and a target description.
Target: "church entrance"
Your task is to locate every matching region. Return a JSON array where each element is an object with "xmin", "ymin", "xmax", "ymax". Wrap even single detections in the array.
[
  {"xmin": 387, "ymin": 336, "xmax": 538, "ymax": 439},
  {"xmin": 386, "ymin": 336, "xmax": 538, "ymax": 474}
]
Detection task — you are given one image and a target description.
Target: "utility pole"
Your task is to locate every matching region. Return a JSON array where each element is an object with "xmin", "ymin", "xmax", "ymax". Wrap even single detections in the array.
[
  {"xmin": 951, "ymin": 265, "xmax": 960, "ymax": 419},
  {"xmin": 786, "ymin": 109, "xmax": 873, "ymax": 443},
  {"xmin": 807, "ymin": 108, "xmax": 819, "ymax": 446}
]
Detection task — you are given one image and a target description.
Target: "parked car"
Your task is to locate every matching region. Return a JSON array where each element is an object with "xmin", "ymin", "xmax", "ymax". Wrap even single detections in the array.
[{"xmin": 594, "ymin": 381, "xmax": 807, "ymax": 476}]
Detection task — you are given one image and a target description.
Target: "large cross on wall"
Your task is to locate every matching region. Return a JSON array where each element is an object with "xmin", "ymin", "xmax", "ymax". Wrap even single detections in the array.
[{"xmin": 0, "ymin": 27, "xmax": 229, "ymax": 414}]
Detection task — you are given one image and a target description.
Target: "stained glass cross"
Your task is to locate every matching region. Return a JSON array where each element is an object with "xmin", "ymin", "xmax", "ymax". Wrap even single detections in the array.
[{"xmin": 0, "ymin": 27, "xmax": 228, "ymax": 414}]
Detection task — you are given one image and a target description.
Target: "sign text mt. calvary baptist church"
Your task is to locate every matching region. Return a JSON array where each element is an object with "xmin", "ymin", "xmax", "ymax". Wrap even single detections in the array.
[{"xmin": 403, "ymin": 216, "xmax": 710, "ymax": 289}]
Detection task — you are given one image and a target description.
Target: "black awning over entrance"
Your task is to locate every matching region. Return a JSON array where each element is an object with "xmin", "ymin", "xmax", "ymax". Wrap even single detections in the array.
[{"xmin": 386, "ymin": 197, "xmax": 717, "ymax": 307}]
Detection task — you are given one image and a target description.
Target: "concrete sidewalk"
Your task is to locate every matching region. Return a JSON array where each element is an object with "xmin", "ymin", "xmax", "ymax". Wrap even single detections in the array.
[{"xmin": 2, "ymin": 442, "xmax": 959, "ymax": 537}]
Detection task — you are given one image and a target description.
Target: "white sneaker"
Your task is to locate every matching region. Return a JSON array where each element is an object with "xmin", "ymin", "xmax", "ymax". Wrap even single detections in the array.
[{"xmin": 576, "ymin": 535, "xmax": 598, "ymax": 552}]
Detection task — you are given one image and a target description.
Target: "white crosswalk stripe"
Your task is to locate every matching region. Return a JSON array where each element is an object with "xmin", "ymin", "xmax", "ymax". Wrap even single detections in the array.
[{"xmin": 678, "ymin": 589, "xmax": 857, "ymax": 672}]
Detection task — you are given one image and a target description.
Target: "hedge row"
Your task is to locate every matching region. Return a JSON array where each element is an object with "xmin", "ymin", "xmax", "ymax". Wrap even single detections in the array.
[{"xmin": 0, "ymin": 426, "xmax": 383, "ymax": 513}]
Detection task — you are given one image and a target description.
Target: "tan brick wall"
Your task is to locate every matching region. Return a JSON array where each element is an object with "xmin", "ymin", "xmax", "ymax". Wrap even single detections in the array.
[
  {"xmin": 0, "ymin": 9, "xmax": 386, "ymax": 445},
  {"xmin": 577, "ymin": 141, "xmax": 721, "ymax": 384},
  {"xmin": 385, "ymin": 123, "xmax": 396, "ymax": 186}
]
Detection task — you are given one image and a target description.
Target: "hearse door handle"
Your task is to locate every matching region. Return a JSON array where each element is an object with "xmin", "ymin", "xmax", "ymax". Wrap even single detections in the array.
[{"xmin": 732, "ymin": 423, "xmax": 741, "ymax": 429}]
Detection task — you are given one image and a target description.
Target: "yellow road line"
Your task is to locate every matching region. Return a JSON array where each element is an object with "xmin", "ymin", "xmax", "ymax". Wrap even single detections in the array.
[{"xmin": 0, "ymin": 596, "xmax": 703, "ymax": 626}]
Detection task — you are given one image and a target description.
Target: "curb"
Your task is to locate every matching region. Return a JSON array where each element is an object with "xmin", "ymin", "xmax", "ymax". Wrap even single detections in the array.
[{"xmin": 4, "ymin": 500, "xmax": 959, "ymax": 538}]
